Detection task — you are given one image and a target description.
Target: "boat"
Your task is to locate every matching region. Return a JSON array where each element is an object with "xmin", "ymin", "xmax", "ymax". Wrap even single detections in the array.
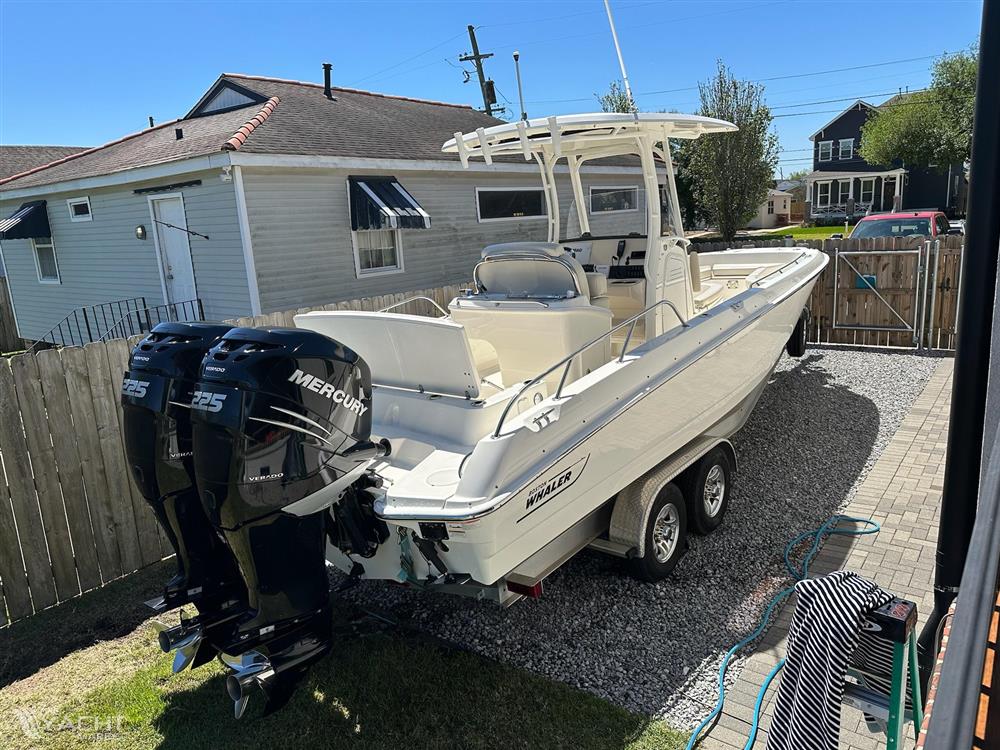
[{"xmin": 121, "ymin": 112, "xmax": 827, "ymax": 717}]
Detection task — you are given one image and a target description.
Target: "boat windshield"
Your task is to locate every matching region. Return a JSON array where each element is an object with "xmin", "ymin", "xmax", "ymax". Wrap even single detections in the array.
[{"xmin": 660, "ymin": 183, "xmax": 680, "ymax": 237}]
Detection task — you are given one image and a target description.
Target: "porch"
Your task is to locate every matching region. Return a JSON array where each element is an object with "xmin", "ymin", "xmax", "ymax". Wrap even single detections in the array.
[{"xmin": 805, "ymin": 168, "xmax": 907, "ymax": 222}]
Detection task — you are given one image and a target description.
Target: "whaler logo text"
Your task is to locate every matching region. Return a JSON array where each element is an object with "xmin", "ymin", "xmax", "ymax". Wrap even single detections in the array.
[
  {"xmin": 288, "ymin": 369, "xmax": 368, "ymax": 416},
  {"xmin": 520, "ymin": 455, "xmax": 589, "ymax": 522}
]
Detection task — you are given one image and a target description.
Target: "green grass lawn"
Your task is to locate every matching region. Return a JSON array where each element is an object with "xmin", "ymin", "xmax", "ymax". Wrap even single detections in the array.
[
  {"xmin": 0, "ymin": 562, "xmax": 687, "ymax": 750},
  {"xmin": 764, "ymin": 224, "xmax": 855, "ymax": 240}
]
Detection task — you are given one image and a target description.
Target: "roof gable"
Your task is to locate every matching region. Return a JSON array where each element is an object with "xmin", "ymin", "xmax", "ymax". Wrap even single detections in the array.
[
  {"xmin": 809, "ymin": 100, "xmax": 876, "ymax": 141},
  {"xmin": 186, "ymin": 78, "xmax": 269, "ymax": 118}
]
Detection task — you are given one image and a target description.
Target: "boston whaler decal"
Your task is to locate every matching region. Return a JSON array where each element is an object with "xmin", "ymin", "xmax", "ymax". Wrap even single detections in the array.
[
  {"xmin": 288, "ymin": 369, "xmax": 368, "ymax": 416},
  {"xmin": 517, "ymin": 454, "xmax": 589, "ymax": 523}
]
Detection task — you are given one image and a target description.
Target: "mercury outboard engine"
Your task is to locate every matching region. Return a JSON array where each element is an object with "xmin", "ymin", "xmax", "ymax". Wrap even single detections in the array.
[
  {"xmin": 122, "ymin": 322, "xmax": 248, "ymax": 672},
  {"xmin": 190, "ymin": 326, "xmax": 388, "ymax": 717}
]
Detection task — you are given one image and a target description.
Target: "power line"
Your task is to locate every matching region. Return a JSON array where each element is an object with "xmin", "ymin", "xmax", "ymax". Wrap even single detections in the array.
[
  {"xmin": 772, "ymin": 92, "xmax": 975, "ymax": 119},
  {"xmin": 525, "ymin": 51, "xmax": 955, "ymax": 105},
  {"xmin": 349, "ymin": 30, "xmax": 466, "ymax": 86}
]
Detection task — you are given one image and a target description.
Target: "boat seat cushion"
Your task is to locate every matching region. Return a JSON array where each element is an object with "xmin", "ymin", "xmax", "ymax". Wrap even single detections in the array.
[
  {"xmin": 693, "ymin": 279, "xmax": 725, "ymax": 309},
  {"xmin": 468, "ymin": 338, "xmax": 500, "ymax": 378}
]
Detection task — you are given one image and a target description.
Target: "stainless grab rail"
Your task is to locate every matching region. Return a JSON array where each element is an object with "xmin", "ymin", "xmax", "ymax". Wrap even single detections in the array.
[
  {"xmin": 492, "ymin": 299, "xmax": 689, "ymax": 438},
  {"xmin": 377, "ymin": 296, "xmax": 450, "ymax": 317},
  {"xmin": 749, "ymin": 251, "xmax": 808, "ymax": 289}
]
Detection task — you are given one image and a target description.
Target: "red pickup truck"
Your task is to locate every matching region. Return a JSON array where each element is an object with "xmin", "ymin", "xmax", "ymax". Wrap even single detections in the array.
[{"xmin": 847, "ymin": 211, "xmax": 955, "ymax": 239}]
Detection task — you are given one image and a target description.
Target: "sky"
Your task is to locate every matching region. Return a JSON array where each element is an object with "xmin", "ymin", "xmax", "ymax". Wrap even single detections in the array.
[{"xmin": 0, "ymin": 0, "xmax": 985, "ymax": 177}]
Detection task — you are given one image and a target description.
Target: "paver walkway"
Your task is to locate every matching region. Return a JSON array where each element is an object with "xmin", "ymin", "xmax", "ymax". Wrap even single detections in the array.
[{"xmin": 700, "ymin": 357, "xmax": 954, "ymax": 750}]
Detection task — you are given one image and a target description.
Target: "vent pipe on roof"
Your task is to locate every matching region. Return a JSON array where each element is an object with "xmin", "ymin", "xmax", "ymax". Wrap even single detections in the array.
[
  {"xmin": 322, "ymin": 63, "xmax": 334, "ymax": 100},
  {"xmin": 148, "ymin": 116, "xmax": 155, "ymax": 128}
]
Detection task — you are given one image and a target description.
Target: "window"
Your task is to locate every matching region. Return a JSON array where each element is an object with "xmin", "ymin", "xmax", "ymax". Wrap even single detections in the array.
[
  {"xmin": 860, "ymin": 178, "xmax": 875, "ymax": 204},
  {"xmin": 66, "ymin": 197, "xmax": 92, "ymax": 222},
  {"xmin": 816, "ymin": 182, "xmax": 831, "ymax": 206},
  {"xmin": 767, "ymin": 200, "xmax": 774, "ymax": 215},
  {"xmin": 589, "ymin": 186, "xmax": 639, "ymax": 213},
  {"xmin": 839, "ymin": 138, "xmax": 854, "ymax": 161},
  {"xmin": 851, "ymin": 218, "xmax": 931, "ymax": 238},
  {"xmin": 475, "ymin": 188, "xmax": 546, "ymax": 222},
  {"xmin": 818, "ymin": 141, "xmax": 833, "ymax": 162},
  {"xmin": 839, "ymin": 180, "xmax": 852, "ymax": 204},
  {"xmin": 353, "ymin": 229, "xmax": 402, "ymax": 276},
  {"xmin": 32, "ymin": 237, "xmax": 60, "ymax": 283}
]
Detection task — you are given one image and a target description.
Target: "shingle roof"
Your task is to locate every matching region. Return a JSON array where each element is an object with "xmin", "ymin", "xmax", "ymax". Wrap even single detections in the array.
[
  {"xmin": 0, "ymin": 145, "xmax": 89, "ymax": 180},
  {"xmin": 0, "ymin": 74, "xmax": 509, "ymax": 191}
]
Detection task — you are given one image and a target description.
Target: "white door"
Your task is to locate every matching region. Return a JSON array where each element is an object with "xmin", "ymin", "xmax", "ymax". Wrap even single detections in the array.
[{"xmin": 152, "ymin": 196, "xmax": 197, "ymax": 304}]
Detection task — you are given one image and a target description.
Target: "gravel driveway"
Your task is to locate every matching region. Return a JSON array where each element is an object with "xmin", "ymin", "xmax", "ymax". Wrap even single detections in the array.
[{"xmin": 337, "ymin": 348, "xmax": 942, "ymax": 729}]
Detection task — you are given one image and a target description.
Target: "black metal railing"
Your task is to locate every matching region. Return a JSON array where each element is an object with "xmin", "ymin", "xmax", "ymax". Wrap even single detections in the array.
[
  {"xmin": 921, "ymin": 419, "xmax": 1000, "ymax": 746},
  {"xmin": 29, "ymin": 296, "xmax": 148, "ymax": 351},
  {"xmin": 97, "ymin": 299, "xmax": 204, "ymax": 342}
]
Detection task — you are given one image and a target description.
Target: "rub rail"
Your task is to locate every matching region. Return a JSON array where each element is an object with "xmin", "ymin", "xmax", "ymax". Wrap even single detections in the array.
[{"xmin": 492, "ymin": 299, "xmax": 688, "ymax": 438}]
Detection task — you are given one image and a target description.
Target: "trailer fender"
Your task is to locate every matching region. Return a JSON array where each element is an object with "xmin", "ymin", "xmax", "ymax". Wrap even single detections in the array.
[
  {"xmin": 609, "ymin": 462, "xmax": 678, "ymax": 559},
  {"xmin": 609, "ymin": 439, "xmax": 736, "ymax": 557}
]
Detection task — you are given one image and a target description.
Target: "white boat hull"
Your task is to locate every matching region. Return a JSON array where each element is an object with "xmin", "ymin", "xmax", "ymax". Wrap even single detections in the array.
[{"xmin": 366, "ymin": 250, "xmax": 826, "ymax": 585}]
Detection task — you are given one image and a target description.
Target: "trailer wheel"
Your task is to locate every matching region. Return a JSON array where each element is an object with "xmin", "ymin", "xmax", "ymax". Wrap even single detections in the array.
[
  {"xmin": 786, "ymin": 309, "xmax": 809, "ymax": 358},
  {"xmin": 628, "ymin": 483, "xmax": 687, "ymax": 582},
  {"xmin": 682, "ymin": 447, "xmax": 732, "ymax": 535}
]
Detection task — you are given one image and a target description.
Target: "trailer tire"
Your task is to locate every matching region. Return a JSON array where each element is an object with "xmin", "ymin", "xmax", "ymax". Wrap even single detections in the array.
[
  {"xmin": 628, "ymin": 483, "xmax": 687, "ymax": 582},
  {"xmin": 786, "ymin": 309, "xmax": 809, "ymax": 358},
  {"xmin": 682, "ymin": 447, "xmax": 732, "ymax": 535}
]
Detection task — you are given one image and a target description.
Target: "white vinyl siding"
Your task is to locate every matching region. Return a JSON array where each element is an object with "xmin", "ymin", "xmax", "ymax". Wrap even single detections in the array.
[
  {"xmin": 818, "ymin": 141, "xmax": 833, "ymax": 162},
  {"xmin": 242, "ymin": 167, "xmax": 648, "ymax": 313},
  {"xmin": 839, "ymin": 138, "xmax": 854, "ymax": 161},
  {"xmin": 32, "ymin": 237, "xmax": 60, "ymax": 283},
  {"xmin": 589, "ymin": 185, "xmax": 639, "ymax": 213},
  {"xmin": 0, "ymin": 169, "xmax": 250, "ymax": 340}
]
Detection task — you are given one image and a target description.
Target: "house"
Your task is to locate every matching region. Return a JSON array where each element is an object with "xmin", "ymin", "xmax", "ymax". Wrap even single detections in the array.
[
  {"xmin": 802, "ymin": 100, "xmax": 966, "ymax": 224},
  {"xmin": 0, "ymin": 146, "xmax": 88, "ymax": 276},
  {"xmin": 0, "ymin": 69, "xmax": 648, "ymax": 343},
  {"xmin": 746, "ymin": 188, "xmax": 792, "ymax": 229},
  {"xmin": 775, "ymin": 179, "xmax": 806, "ymax": 222}
]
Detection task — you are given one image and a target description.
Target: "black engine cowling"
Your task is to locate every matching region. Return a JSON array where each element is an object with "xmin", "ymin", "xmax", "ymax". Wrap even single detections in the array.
[
  {"xmin": 190, "ymin": 326, "xmax": 386, "ymax": 643},
  {"xmin": 121, "ymin": 321, "xmax": 243, "ymax": 610}
]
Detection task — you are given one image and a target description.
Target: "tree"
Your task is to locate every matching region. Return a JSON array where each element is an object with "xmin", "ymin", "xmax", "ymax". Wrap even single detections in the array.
[
  {"xmin": 683, "ymin": 61, "xmax": 779, "ymax": 240},
  {"xmin": 859, "ymin": 47, "xmax": 977, "ymax": 168},
  {"xmin": 596, "ymin": 81, "xmax": 636, "ymax": 114},
  {"xmin": 786, "ymin": 169, "xmax": 810, "ymax": 182}
]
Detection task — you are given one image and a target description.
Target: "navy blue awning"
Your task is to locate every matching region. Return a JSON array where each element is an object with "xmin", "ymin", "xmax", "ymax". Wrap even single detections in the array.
[
  {"xmin": 348, "ymin": 176, "xmax": 430, "ymax": 231},
  {"xmin": 0, "ymin": 200, "xmax": 51, "ymax": 240}
]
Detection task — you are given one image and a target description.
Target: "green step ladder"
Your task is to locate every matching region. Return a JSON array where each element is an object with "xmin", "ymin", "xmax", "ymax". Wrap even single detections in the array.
[{"xmin": 843, "ymin": 597, "xmax": 924, "ymax": 748}]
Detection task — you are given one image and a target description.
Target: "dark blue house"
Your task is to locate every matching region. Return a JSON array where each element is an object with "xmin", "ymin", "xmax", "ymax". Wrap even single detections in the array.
[{"xmin": 804, "ymin": 100, "xmax": 966, "ymax": 223}]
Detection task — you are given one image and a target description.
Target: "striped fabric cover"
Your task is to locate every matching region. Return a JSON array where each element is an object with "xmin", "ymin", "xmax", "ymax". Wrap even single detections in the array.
[{"xmin": 767, "ymin": 571, "xmax": 893, "ymax": 750}]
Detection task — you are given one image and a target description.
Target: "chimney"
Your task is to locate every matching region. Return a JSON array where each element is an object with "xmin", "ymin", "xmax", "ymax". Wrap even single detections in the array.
[
  {"xmin": 322, "ymin": 63, "xmax": 333, "ymax": 100},
  {"xmin": 175, "ymin": 128, "xmax": 184, "ymax": 140}
]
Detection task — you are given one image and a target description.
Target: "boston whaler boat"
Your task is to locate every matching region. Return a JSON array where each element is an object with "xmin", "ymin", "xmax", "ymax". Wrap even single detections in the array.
[{"xmin": 121, "ymin": 113, "xmax": 827, "ymax": 716}]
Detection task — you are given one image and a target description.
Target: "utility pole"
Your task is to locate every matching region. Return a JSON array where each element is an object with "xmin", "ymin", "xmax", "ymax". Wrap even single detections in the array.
[{"xmin": 460, "ymin": 25, "xmax": 499, "ymax": 116}]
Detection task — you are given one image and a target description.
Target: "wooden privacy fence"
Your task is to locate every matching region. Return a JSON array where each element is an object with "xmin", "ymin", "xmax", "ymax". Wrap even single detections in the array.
[
  {"xmin": 0, "ymin": 277, "xmax": 22, "ymax": 353},
  {"xmin": 696, "ymin": 235, "xmax": 965, "ymax": 349},
  {"xmin": 0, "ymin": 282, "xmax": 469, "ymax": 627},
  {"xmin": 0, "ymin": 235, "xmax": 964, "ymax": 626}
]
